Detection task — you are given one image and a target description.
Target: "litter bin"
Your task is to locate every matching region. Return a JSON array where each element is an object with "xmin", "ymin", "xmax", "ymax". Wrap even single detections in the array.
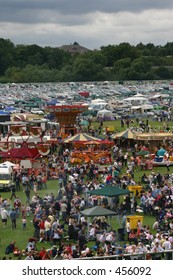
[{"xmin": 126, "ymin": 215, "xmax": 143, "ymax": 230}]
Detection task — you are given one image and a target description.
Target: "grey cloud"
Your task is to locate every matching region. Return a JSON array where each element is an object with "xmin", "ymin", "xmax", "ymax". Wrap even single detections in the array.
[
  {"xmin": 1, "ymin": 0, "xmax": 173, "ymax": 24},
  {"xmin": 0, "ymin": 1, "xmax": 173, "ymax": 49}
]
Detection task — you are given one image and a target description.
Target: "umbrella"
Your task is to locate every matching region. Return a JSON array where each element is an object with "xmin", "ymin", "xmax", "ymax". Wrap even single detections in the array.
[
  {"xmin": 63, "ymin": 133, "xmax": 101, "ymax": 143},
  {"xmin": 136, "ymin": 150, "xmax": 150, "ymax": 156},
  {"xmin": 157, "ymin": 148, "xmax": 166, "ymax": 157},
  {"xmin": 111, "ymin": 129, "xmax": 136, "ymax": 140},
  {"xmin": 80, "ymin": 120, "xmax": 89, "ymax": 126}
]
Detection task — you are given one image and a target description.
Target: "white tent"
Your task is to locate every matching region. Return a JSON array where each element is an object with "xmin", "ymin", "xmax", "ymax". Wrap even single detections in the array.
[
  {"xmin": 134, "ymin": 93, "xmax": 146, "ymax": 97},
  {"xmin": 91, "ymin": 99, "xmax": 106, "ymax": 104},
  {"xmin": 97, "ymin": 109, "xmax": 114, "ymax": 118},
  {"xmin": 124, "ymin": 96, "xmax": 147, "ymax": 101},
  {"xmin": 2, "ymin": 161, "xmax": 16, "ymax": 167},
  {"xmin": 141, "ymin": 104, "xmax": 154, "ymax": 110}
]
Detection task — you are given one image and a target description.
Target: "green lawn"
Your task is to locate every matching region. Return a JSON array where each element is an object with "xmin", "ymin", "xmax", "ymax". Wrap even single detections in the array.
[
  {"xmin": 92, "ymin": 119, "xmax": 173, "ymax": 134},
  {"xmin": 1, "ymin": 163, "xmax": 170, "ymax": 259},
  {"xmin": 0, "ymin": 179, "xmax": 59, "ymax": 259}
]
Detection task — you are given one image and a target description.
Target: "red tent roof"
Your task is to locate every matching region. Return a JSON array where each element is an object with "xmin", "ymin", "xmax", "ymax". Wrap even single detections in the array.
[{"xmin": 1, "ymin": 147, "xmax": 39, "ymax": 159}]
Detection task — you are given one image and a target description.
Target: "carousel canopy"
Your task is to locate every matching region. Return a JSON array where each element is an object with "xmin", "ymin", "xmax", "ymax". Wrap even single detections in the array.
[
  {"xmin": 111, "ymin": 129, "xmax": 136, "ymax": 140},
  {"xmin": 63, "ymin": 133, "xmax": 101, "ymax": 143}
]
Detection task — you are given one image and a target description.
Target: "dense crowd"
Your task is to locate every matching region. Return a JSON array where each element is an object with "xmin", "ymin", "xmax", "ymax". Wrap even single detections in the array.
[{"xmin": 1, "ymin": 122, "xmax": 173, "ymax": 260}]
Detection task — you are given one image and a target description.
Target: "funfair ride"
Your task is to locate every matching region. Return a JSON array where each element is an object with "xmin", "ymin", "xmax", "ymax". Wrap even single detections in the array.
[
  {"xmin": 0, "ymin": 124, "xmax": 51, "ymax": 161},
  {"xmin": 46, "ymin": 104, "xmax": 88, "ymax": 138}
]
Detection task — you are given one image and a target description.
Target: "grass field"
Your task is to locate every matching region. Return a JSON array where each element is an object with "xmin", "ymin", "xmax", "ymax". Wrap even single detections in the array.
[
  {"xmin": 0, "ymin": 118, "xmax": 172, "ymax": 259},
  {"xmin": 1, "ymin": 164, "xmax": 172, "ymax": 259},
  {"xmin": 92, "ymin": 119, "xmax": 173, "ymax": 134}
]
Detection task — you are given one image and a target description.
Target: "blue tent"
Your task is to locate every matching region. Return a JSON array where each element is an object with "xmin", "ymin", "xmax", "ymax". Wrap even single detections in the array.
[
  {"xmin": 47, "ymin": 99, "xmax": 60, "ymax": 106},
  {"xmin": 4, "ymin": 106, "xmax": 16, "ymax": 112}
]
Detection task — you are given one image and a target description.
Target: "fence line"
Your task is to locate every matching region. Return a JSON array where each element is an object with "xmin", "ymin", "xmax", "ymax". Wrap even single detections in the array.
[{"xmin": 73, "ymin": 250, "xmax": 173, "ymax": 260}]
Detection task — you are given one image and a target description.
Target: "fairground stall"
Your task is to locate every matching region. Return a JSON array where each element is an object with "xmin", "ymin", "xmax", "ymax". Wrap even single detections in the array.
[
  {"xmin": 134, "ymin": 132, "xmax": 173, "ymax": 166},
  {"xmin": 0, "ymin": 124, "xmax": 51, "ymax": 173}
]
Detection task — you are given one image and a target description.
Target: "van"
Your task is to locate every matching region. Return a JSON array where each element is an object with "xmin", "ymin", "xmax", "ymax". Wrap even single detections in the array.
[{"xmin": 0, "ymin": 164, "xmax": 13, "ymax": 191}]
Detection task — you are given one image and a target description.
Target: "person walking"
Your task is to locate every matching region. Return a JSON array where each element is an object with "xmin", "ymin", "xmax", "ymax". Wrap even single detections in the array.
[
  {"xmin": 126, "ymin": 218, "xmax": 131, "ymax": 241},
  {"xmin": 10, "ymin": 183, "xmax": 16, "ymax": 200},
  {"xmin": 21, "ymin": 217, "xmax": 27, "ymax": 230},
  {"xmin": 14, "ymin": 173, "xmax": 21, "ymax": 191},
  {"xmin": 24, "ymin": 186, "xmax": 31, "ymax": 204},
  {"xmin": 1, "ymin": 207, "xmax": 8, "ymax": 228},
  {"xmin": 10, "ymin": 208, "xmax": 17, "ymax": 229},
  {"xmin": 42, "ymin": 174, "xmax": 47, "ymax": 189}
]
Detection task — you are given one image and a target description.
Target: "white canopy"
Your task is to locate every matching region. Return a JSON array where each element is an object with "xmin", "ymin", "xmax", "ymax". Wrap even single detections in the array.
[
  {"xmin": 2, "ymin": 161, "xmax": 16, "ymax": 167},
  {"xmin": 124, "ymin": 96, "xmax": 147, "ymax": 101},
  {"xmin": 91, "ymin": 99, "xmax": 106, "ymax": 104},
  {"xmin": 97, "ymin": 109, "xmax": 114, "ymax": 117}
]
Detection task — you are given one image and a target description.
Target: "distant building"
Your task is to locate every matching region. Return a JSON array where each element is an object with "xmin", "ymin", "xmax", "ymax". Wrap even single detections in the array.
[{"xmin": 59, "ymin": 42, "xmax": 91, "ymax": 54}]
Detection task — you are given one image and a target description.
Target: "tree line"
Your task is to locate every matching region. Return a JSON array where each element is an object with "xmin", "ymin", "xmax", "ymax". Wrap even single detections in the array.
[{"xmin": 0, "ymin": 38, "xmax": 173, "ymax": 83}]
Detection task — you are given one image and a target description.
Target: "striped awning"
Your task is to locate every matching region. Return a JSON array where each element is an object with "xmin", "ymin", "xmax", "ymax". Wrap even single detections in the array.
[
  {"xmin": 63, "ymin": 133, "xmax": 101, "ymax": 143},
  {"xmin": 111, "ymin": 129, "xmax": 136, "ymax": 139}
]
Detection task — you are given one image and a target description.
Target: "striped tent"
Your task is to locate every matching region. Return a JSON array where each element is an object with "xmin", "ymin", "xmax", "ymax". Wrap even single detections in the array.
[
  {"xmin": 111, "ymin": 129, "xmax": 136, "ymax": 140},
  {"xmin": 63, "ymin": 132, "xmax": 101, "ymax": 143}
]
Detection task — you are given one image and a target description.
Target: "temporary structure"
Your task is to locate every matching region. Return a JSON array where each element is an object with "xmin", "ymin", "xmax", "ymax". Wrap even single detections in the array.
[
  {"xmin": 134, "ymin": 132, "xmax": 173, "ymax": 141},
  {"xmin": 133, "ymin": 132, "xmax": 173, "ymax": 152},
  {"xmin": 1, "ymin": 161, "xmax": 16, "ymax": 167},
  {"xmin": 80, "ymin": 206, "xmax": 116, "ymax": 217},
  {"xmin": 97, "ymin": 109, "xmax": 114, "ymax": 119},
  {"xmin": 80, "ymin": 206, "xmax": 117, "ymax": 233},
  {"xmin": 63, "ymin": 132, "xmax": 101, "ymax": 143},
  {"xmin": 86, "ymin": 186, "xmax": 134, "ymax": 214},
  {"xmin": 111, "ymin": 129, "xmax": 136, "ymax": 140},
  {"xmin": 87, "ymin": 186, "xmax": 130, "ymax": 198}
]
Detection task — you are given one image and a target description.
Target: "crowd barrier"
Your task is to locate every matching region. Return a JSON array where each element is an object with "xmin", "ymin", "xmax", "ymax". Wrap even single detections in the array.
[{"xmin": 74, "ymin": 250, "xmax": 173, "ymax": 260}]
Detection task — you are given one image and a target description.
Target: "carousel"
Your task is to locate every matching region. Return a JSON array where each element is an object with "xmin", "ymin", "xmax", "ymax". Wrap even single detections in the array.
[
  {"xmin": 0, "ymin": 124, "xmax": 51, "ymax": 162},
  {"xmin": 63, "ymin": 132, "xmax": 114, "ymax": 164},
  {"xmin": 46, "ymin": 104, "xmax": 88, "ymax": 139}
]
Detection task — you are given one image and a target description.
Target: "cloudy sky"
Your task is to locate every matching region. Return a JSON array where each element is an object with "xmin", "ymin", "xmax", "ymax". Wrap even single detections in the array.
[{"xmin": 1, "ymin": 0, "xmax": 173, "ymax": 49}]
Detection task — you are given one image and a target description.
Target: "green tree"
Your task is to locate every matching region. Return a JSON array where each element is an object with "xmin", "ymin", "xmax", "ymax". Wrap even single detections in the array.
[
  {"xmin": 72, "ymin": 57, "xmax": 104, "ymax": 81},
  {"xmin": 45, "ymin": 47, "xmax": 71, "ymax": 69},
  {"xmin": 0, "ymin": 38, "xmax": 15, "ymax": 75},
  {"xmin": 113, "ymin": 58, "xmax": 132, "ymax": 71},
  {"xmin": 155, "ymin": 66, "xmax": 172, "ymax": 79}
]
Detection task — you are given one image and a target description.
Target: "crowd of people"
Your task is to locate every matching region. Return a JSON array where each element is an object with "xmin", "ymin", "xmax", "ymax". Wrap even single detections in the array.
[{"xmin": 1, "ymin": 121, "xmax": 173, "ymax": 260}]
